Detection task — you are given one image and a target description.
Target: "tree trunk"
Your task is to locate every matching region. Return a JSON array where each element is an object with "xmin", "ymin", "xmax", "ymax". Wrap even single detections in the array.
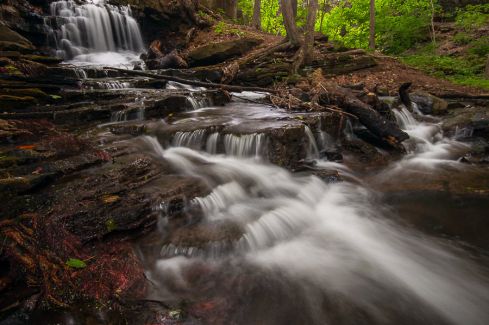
[
  {"xmin": 292, "ymin": 0, "xmax": 298, "ymax": 18},
  {"xmin": 252, "ymin": 0, "xmax": 261, "ymax": 30},
  {"xmin": 304, "ymin": 0, "xmax": 318, "ymax": 63},
  {"xmin": 280, "ymin": 0, "xmax": 301, "ymax": 46},
  {"xmin": 226, "ymin": 0, "xmax": 238, "ymax": 20},
  {"xmin": 485, "ymin": 55, "xmax": 489, "ymax": 79},
  {"xmin": 369, "ymin": 0, "xmax": 375, "ymax": 50}
]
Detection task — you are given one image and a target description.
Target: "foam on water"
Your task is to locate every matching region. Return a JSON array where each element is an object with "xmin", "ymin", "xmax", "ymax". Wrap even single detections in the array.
[
  {"xmin": 46, "ymin": 0, "xmax": 144, "ymax": 67},
  {"xmin": 143, "ymin": 137, "xmax": 489, "ymax": 325}
]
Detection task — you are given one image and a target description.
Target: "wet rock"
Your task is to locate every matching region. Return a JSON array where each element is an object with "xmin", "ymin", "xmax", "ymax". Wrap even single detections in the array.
[
  {"xmin": 0, "ymin": 87, "xmax": 49, "ymax": 101},
  {"xmin": 0, "ymin": 173, "xmax": 55, "ymax": 194},
  {"xmin": 0, "ymin": 95, "xmax": 38, "ymax": 110},
  {"xmin": 146, "ymin": 50, "xmax": 188, "ymax": 70},
  {"xmin": 20, "ymin": 55, "xmax": 62, "ymax": 65},
  {"xmin": 0, "ymin": 21, "xmax": 35, "ymax": 53},
  {"xmin": 410, "ymin": 91, "xmax": 448, "ymax": 115},
  {"xmin": 188, "ymin": 38, "xmax": 263, "ymax": 67},
  {"xmin": 443, "ymin": 105, "xmax": 489, "ymax": 139}
]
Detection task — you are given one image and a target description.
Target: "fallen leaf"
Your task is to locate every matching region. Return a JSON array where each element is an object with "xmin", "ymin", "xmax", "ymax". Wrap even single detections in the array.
[
  {"xmin": 102, "ymin": 195, "xmax": 120, "ymax": 204},
  {"xmin": 66, "ymin": 258, "xmax": 87, "ymax": 269},
  {"xmin": 16, "ymin": 145, "xmax": 35, "ymax": 150}
]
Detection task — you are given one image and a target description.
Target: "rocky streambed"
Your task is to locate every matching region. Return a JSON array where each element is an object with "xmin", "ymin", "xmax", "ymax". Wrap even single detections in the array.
[
  {"xmin": 0, "ymin": 61, "xmax": 489, "ymax": 324},
  {"xmin": 1, "ymin": 0, "xmax": 489, "ymax": 323}
]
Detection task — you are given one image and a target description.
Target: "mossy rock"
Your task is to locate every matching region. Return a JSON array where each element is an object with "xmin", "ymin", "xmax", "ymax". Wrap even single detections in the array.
[
  {"xmin": 0, "ymin": 22, "xmax": 35, "ymax": 54},
  {"xmin": 0, "ymin": 88, "xmax": 49, "ymax": 101},
  {"xmin": 0, "ymin": 95, "xmax": 38, "ymax": 110},
  {"xmin": 21, "ymin": 55, "xmax": 63, "ymax": 65},
  {"xmin": 188, "ymin": 38, "xmax": 263, "ymax": 67}
]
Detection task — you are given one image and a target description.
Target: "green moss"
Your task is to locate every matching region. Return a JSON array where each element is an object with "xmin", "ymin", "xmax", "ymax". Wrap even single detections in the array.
[
  {"xmin": 0, "ymin": 95, "xmax": 38, "ymax": 110},
  {"xmin": 106, "ymin": 218, "xmax": 117, "ymax": 232},
  {"xmin": 0, "ymin": 88, "xmax": 49, "ymax": 100}
]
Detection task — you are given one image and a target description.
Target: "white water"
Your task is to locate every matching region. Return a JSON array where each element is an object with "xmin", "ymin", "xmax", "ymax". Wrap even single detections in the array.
[
  {"xmin": 171, "ymin": 129, "xmax": 268, "ymax": 158},
  {"xmin": 141, "ymin": 100, "xmax": 489, "ymax": 324},
  {"xmin": 144, "ymin": 137, "xmax": 489, "ymax": 325},
  {"xmin": 46, "ymin": 0, "xmax": 144, "ymax": 66},
  {"xmin": 386, "ymin": 105, "xmax": 469, "ymax": 176}
]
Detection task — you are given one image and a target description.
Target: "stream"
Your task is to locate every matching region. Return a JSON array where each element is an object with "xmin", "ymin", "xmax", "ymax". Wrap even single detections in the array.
[
  {"xmin": 130, "ymin": 97, "xmax": 489, "ymax": 325},
  {"xmin": 4, "ymin": 1, "xmax": 489, "ymax": 324}
]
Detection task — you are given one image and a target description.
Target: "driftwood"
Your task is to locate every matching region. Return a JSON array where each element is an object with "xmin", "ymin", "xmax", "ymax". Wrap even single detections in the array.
[{"xmin": 106, "ymin": 67, "xmax": 277, "ymax": 94}]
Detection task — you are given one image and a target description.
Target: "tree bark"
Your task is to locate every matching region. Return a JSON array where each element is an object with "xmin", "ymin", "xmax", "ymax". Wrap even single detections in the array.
[
  {"xmin": 369, "ymin": 0, "xmax": 375, "ymax": 50},
  {"xmin": 292, "ymin": 0, "xmax": 298, "ymax": 18},
  {"xmin": 304, "ymin": 0, "xmax": 319, "ymax": 63},
  {"xmin": 226, "ymin": 0, "xmax": 238, "ymax": 20},
  {"xmin": 280, "ymin": 0, "xmax": 301, "ymax": 46},
  {"xmin": 252, "ymin": 0, "xmax": 262, "ymax": 30},
  {"xmin": 485, "ymin": 55, "xmax": 489, "ymax": 79}
]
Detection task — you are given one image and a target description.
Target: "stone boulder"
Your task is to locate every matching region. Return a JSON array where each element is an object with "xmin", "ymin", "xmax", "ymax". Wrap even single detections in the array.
[
  {"xmin": 410, "ymin": 91, "xmax": 448, "ymax": 115},
  {"xmin": 188, "ymin": 37, "xmax": 263, "ymax": 67},
  {"xmin": 0, "ymin": 21, "xmax": 35, "ymax": 53}
]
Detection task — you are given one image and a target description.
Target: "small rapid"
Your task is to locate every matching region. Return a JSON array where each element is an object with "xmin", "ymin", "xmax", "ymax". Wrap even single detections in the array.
[
  {"xmin": 382, "ymin": 104, "xmax": 469, "ymax": 179},
  {"xmin": 141, "ymin": 97, "xmax": 489, "ymax": 324}
]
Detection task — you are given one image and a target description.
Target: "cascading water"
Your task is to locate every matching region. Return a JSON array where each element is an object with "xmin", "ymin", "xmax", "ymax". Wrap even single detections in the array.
[
  {"xmin": 134, "ymin": 95, "xmax": 489, "ymax": 324},
  {"xmin": 143, "ymin": 136, "xmax": 489, "ymax": 325},
  {"xmin": 46, "ymin": 0, "xmax": 144, "ymax": 66},
  {"xmin": 171, "ymin": 129, "xmax": 268, "ymax": 158},
  {"xmin": 387, "ymin": 104, "xmax": 469, "ymax": 174}
]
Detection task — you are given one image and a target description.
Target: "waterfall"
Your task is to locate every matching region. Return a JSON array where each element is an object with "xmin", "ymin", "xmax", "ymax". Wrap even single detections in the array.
[
  {"xmin": 304, "ymin": 126, "xmax": 320, "ymax": 159},
  {"xmin": 46, "ymin": 0, "xmax": 144, "ymax": 66},
  {"xmin": 171, "ymin": 130, "xmax": 268, "ymax": 158},
  {"xmin": 223, "ymin": 133, "xmax": 267, "ymax": 158},
  {"xmin": 173, "ymin": 130, "xmax": 207, "ymax": 150}
]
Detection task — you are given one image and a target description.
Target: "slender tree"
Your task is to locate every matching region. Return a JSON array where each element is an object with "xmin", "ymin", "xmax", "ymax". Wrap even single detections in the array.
[
  {"xmin": 485, "ymin": 55, "xmax": 489, "ymax": 79},
  {"xmin": 369, "ymin": 0, "xmax": 375, "ymax": 50},
  {"xmin": 252, "ymin": 0, "xmax": 262, "ymax": 30},
  {"xmin": 292, "ymin": 0, "xmax": 298, "ymax": 18},
  {"xmin": 305, "ymin": 0, "xmax": 319, "ymax": 63}
]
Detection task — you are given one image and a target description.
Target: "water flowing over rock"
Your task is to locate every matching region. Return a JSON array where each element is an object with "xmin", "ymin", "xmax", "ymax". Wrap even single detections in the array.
[{"xmin": 45, "ymin": 0, "xmax": 144, "ymax": 65}]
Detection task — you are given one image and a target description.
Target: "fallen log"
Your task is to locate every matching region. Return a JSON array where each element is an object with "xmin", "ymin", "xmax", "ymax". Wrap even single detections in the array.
[
  {"xmin": 317, "ymin": 83, "xmax": 409, "ymax": 147},
  {"xmin": 106, "ymin": 67, "xmax": 277, "ymax": 94}
]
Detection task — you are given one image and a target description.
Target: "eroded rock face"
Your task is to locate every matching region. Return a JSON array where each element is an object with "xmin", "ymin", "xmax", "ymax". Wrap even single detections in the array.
[
  {"xmin": 188, "ymin": 38, "xmax": 263, "ymax": 67},
  {"xmin": 0, "ymin": 21, "xmax": 35, "ymax": 53}
]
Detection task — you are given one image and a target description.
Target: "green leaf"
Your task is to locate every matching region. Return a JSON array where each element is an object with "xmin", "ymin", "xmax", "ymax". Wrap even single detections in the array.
[
  {"xmin": 50, "ymin": 95, "xmax": 62, "ymax": 100},
  {"xmin": 169, "ymin": 309, "xmax": 182, "ymax": 320},
  {"xmin": 66, "ymin": 258, "xmax": 87, "ymax": 269}
]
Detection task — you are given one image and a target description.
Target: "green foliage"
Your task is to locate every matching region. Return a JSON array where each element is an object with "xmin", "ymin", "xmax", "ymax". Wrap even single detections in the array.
[
  {"xmin": 468, "ymin": 36, "xmax": 489, "ymax": 57},
  {"xmin": 66, "ymin": 258, "xmax": 87, "ymax": 269},
  {"xmin": 453, "ymin": 32, "xmax": 473, "ymax": 45},
  {"xmin": 401, "ymin": 54, "xmax": 489, "ymax": 90},
  {"xmin": 321, "ymin": 0, "xmax": 435, "ymax": 54},
  {"xmin": 448, "ymin": 76, "xmax": 489, "ymax": 90},
  {"xmin": 455, "ymin": 4, "xmax": 489, "ymax": 31},
  {"xmin": 214, "ymin": 21, "xmax": 245, "ymax": 36}
]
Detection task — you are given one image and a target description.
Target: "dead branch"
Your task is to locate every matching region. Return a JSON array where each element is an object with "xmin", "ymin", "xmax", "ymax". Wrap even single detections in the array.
[{"xmin": 106, "ymin": 67, "xmax": 277, "ymax": 93}]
